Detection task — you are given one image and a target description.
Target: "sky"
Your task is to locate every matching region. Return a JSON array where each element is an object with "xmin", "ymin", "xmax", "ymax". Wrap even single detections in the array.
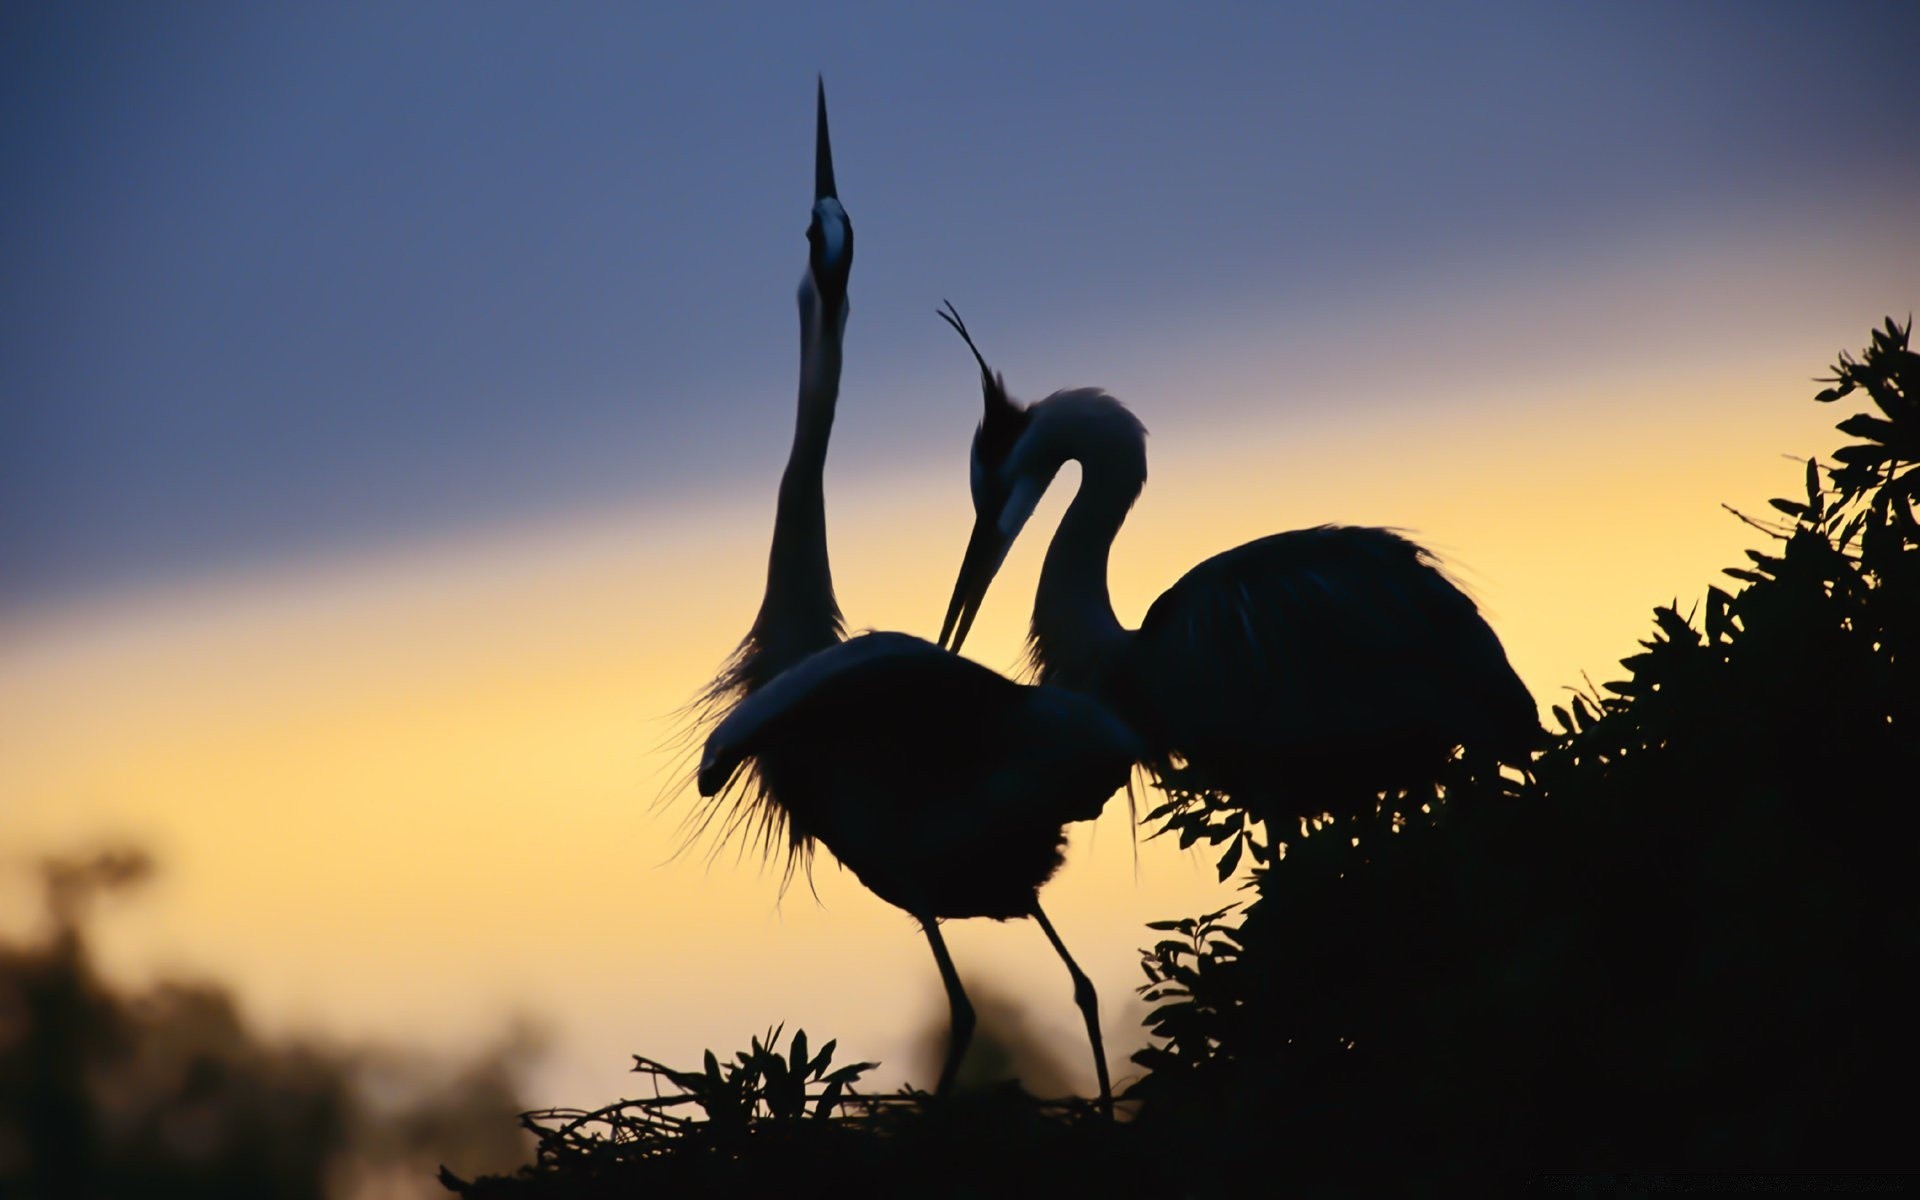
[{"xmin": 4, "ymin": 1, "xmax": 1918, "ymax": 1109}]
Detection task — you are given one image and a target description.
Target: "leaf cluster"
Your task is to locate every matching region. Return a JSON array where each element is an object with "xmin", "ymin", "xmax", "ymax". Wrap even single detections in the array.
[
  {"xmin": 641, "ymin": 1026, "xmax": 873, "ymax": 1130},
  {"xmin": 1142, "ymin": 772, "xmax": 1267, "ymax": 882}
]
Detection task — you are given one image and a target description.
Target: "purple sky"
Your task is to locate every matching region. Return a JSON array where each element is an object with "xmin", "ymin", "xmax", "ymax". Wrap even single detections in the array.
[{"xmin": 5, "ymin": 1, "xmax": 1916, "ymax": 609}]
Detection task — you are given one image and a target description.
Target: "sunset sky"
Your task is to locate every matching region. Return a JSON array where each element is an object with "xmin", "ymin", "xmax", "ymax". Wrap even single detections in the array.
[{"xmin": 4, "ymin": 2, "xmax": 1917, "ymax": 1106}]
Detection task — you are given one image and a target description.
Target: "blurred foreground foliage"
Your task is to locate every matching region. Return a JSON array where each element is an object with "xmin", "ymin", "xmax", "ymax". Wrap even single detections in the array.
[
  {"xmin": 460, "ymin": 317, "xmax": 1914, "ymax": 1193},
  {"xmin": 0, "ymin": 849, "xmax": 538, "ymax": 1199}
]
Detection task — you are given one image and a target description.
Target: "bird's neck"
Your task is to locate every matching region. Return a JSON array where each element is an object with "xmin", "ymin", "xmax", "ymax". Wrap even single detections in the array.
[
  {"xmin": 1032, "ymin": 455, "xmax": 1141, "ymax": 691},
  {"xmin": 752, "ymin": 305, "xmax": 846, "ymax": 682},
  {"xmin": 785, "ymin": 304, "xmax": 843, "ymax": 476}
]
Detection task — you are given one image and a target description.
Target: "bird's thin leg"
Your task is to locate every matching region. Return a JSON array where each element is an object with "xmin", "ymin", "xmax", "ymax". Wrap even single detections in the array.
[
  {"xmin": 1032, "ymin": 902, "xmax": 1112, "ymax": 1117},
  {"xmin": 920, "ymin": 915, "xmax": 975, "ymax": 1099}
]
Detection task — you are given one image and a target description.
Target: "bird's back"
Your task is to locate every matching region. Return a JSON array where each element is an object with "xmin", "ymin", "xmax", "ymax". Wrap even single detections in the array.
[{"xmin": 1115, "ymin": 525, "xmax": 1539, "ymax": 809}]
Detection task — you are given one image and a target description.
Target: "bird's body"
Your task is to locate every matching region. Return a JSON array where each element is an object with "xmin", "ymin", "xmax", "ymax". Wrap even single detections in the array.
[
  {"xmin": 701, "ymin": 631, "xmax": 1140, "ymax": 920},
  {"xmin": 686, "ymin": 89, "xmax": 1128, "ymax": 1111},
  {"xmin": 1106, "ymin": 525, "xmax": 1539, "ymax": 809},
  {"xmin": 937, "ymin": 312, "xmax": 1540, "ymax": 820}
]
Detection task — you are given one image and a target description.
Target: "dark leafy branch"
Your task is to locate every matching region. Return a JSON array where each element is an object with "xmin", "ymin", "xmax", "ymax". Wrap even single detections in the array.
[{"xmin": 1123, "ymin": 314, "xmax": 1917, "ymax": 1176}]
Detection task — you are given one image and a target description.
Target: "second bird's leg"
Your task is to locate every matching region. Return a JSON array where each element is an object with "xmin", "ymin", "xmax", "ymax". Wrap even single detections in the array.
[
  {"xmin": 1032, "ymin": 902, "xmax": 1113, "ymax": 1117},
  {"xmin": 919, "ymin": 916, "xmax": 975, "ymax": 1099}
]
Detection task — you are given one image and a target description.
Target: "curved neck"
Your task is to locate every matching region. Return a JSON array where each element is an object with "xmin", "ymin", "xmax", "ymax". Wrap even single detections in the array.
[
  {"xmin": 752, "ymin": 297, "xmax": 846, "ymax": 683},
  {"xmin": 1032, "ymin": 450, "xmax": 1142, "ymax": 690}
]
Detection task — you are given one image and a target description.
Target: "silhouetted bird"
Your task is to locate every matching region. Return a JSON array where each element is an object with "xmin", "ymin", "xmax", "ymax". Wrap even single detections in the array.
[
  {"xmin": 688, "ymin": 86, "xmax": 1138, "ymax": 1113},
  {"xmin": 935, "ymin": 303, "xmax": 1541, "ymax": 823}
]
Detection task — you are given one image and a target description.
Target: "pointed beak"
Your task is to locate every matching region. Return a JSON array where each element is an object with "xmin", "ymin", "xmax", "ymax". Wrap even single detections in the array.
[
  {"xmin": 808, "ymin": 77, "xmax": 852, "ymax": 311},
  {"xmin": 939, "ymin": 512, "xmax": 1013, "ymax": 655},
  {"xmin": 815, "ymin": 76, "xmax": 837, "ymax": 203}
]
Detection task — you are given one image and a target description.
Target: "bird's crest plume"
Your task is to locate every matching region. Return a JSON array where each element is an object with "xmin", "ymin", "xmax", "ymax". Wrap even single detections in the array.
[{"xmin": 938, "ymin": 300, "xmax": 1030, "ymax": 475}]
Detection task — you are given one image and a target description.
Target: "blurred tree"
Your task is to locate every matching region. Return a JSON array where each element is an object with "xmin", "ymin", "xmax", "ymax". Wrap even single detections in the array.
[{"xmin": 0, "ymin": 848, "xmax": 538, "ymax": 1199}]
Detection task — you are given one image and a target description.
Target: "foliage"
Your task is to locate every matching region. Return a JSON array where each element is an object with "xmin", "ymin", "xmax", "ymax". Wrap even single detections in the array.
[
  {"xmin": 1127, "ymin": 316, "xmax": 1918, "ymax": 1176},
  {"xmin": 439, "ymin": 1027, "xmax": 1165, "ymax": 1197}
]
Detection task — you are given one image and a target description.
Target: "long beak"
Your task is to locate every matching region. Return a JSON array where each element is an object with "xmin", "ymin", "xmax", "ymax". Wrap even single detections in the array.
[
  {"xmin": 815, "ymin": 76, "xmax": 837, "ymax": 202},
  {"xmin": 939, "ymin": 512, "xmax": 1012, "ymax": 654},
  {"xmin": 808, "ymin": 78, "xmax": 852, "ymax": 311}
]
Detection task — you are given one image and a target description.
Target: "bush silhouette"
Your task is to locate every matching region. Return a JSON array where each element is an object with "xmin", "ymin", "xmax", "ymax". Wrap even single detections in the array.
[{"xmin": 1132, "ymin": 317, "xmax": 1918, "ymax": 1176}]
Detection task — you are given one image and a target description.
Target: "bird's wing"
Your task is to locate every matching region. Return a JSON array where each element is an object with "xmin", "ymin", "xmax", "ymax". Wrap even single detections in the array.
[
  {"xmin": 1125, "ymin": 526, "xmax": 1539, "ymax": 769},
  {"xmin": 698, "ymin": 631, "xmax": 1015, "ymax": 795},
  {"xmin": 998, "ymin": 685, "xmax": 1149, "ymax": 822}
]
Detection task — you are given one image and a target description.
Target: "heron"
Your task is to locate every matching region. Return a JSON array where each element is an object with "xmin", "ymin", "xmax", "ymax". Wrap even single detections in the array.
[
  {"xmin": 687, "ymin": 84, "xmax": 1138, "ymax": 1112},
  {"xmin": 934, "ymin": 304, "xmax": 1542, "ymax": 826}
]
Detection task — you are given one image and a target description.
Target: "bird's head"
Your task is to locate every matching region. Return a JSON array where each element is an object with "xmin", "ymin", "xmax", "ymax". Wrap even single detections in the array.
[
  {"xmin": 937, "ymin": 302, "xmax": 1038, "ymax": 655},
  {"xmin": 803, "ymin": 78, "xmax": 852, "ymax": 324},
  {"xmin": 935, "ymin": 305, "xmax": 1148, "ymax": 655}
]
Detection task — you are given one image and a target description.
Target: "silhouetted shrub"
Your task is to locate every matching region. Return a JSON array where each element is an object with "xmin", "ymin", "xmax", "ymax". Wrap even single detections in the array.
[
  {"xmin": 1131, "ymin": 317, "xmax": 1918, "ymax": 1177},
  {"xmin": 439, "ymin": 1027, "xmax": 1168, "ymax": 1197}
]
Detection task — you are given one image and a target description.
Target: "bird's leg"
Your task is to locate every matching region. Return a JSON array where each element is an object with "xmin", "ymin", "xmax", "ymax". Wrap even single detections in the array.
[
  {"xmin": 1032, "ymin": 902, "xmax": 1112, "ymax": 1117},
  {"xmin": 919, "ymin": 916, "xmax": 975, "ymax": 1100}
]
